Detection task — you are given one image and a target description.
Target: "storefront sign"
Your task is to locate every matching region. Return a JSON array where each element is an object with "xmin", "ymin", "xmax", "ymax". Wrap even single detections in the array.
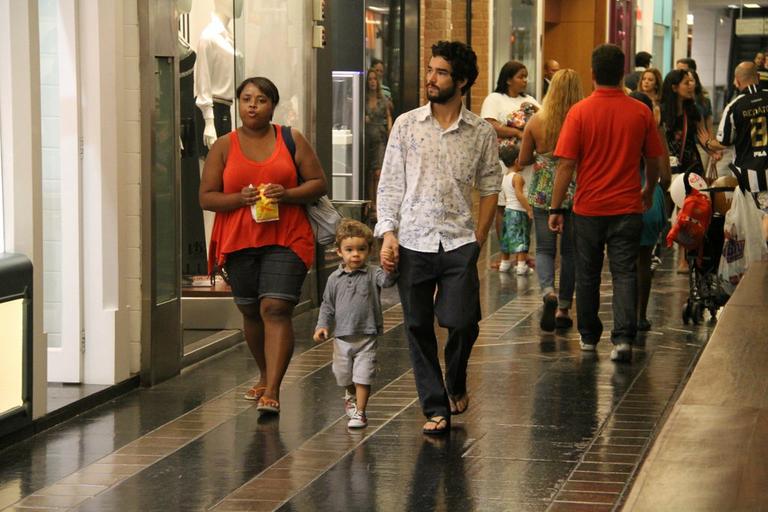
[{"xmin": 735, "ymin": 18, "xmax": 767, "ymax": 36}]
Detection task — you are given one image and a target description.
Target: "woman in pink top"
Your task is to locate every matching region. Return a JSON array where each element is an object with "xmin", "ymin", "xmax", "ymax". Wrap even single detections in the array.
[{"xmin": 200, "ymin": 77, "xmax": 327, "ymax": 414}]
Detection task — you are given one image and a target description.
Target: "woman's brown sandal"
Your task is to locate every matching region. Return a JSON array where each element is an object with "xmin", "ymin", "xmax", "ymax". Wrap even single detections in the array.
[
  {"xmin": 243, "ymin": 385, "xmax": 266, "ymax": 401},
  {"xmin": 256, "ymin": 396, "xmax": 280, "ymax": 414}
]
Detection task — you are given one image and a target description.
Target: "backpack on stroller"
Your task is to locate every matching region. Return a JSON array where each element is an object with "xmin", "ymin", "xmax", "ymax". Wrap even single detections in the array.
[{"xmin": 666, "ymin": 172, "xmax": 732, "ymax": 325}]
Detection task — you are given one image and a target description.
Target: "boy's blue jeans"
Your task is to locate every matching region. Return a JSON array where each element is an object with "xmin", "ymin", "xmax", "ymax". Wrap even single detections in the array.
[{"xmin": 573, "ymin": 213, "xmax": 642, "ymax": 346}]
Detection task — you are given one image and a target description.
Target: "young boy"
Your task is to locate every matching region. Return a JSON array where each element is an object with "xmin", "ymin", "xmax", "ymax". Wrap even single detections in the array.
[
  {"xmin": 313, "ymin": 219, "xmax": 397, "ymax": 428},
  {"xmin": 498, "ymin": 145, "xmax": 534, "ymax": 275}
]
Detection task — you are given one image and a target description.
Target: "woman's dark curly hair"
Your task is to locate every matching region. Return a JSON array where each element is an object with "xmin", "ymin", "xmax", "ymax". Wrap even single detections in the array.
[
  {"xmin": 431, "ymin": 41, "xmax": 478, "ymax": 94},
  {"xmin": 660, "ymin": 69, "xmax": 700, "ymax": 132},
  {"xmin": 493, "ymin": 61, "xmax": 528, "ymax": 97}
]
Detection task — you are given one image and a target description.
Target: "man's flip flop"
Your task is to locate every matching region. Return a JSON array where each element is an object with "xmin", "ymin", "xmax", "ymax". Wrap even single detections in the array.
[
  {"xmin": 423, "ymin": 416, "xmax": 449, "ymax": 435},
  {"xmin": 449, "ymin": 394, "xmax": 469, "ymax": 415}
]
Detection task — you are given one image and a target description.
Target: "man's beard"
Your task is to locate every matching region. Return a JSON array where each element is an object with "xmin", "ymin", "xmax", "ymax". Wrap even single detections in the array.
[{"xmin": 427, "ymin": 81, "xmax": 457, "ymax": 104}]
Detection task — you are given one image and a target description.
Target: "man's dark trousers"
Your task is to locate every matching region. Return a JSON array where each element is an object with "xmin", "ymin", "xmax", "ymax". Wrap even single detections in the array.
[
  {"xmin": 573, "ymin": 213, "xmax": 643, "ymax": 346},
  {"xmin": 397, "ymin": 242, "xmax": 481, "ymax": 419}
]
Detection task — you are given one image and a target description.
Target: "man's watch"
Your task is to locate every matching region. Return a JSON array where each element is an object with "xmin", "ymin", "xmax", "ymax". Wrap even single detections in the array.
[{"xmin": 548, "ymin": 207, "xmax": 568, "ymax": 215}]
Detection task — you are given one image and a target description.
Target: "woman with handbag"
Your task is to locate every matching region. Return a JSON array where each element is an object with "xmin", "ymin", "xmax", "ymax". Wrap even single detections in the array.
[
  {"xmin": 660, "ymin": 70, "xmax": 708, "ymax": 273},
  {"xmin": 199, "ymin": 77, "xmax": 327, "ymax": 414},
  {"xmin": 630, "ymin": 91, "xmax": 672, "ymax": 330}
]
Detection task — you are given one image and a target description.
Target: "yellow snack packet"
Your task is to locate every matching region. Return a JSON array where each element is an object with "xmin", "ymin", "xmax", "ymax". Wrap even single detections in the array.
[{"xmin": 251, "ymin": 184, "xmax": 279, "ymax": 223}]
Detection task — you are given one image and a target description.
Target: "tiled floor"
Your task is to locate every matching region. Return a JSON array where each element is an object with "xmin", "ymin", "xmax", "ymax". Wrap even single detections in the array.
[{"xmin": 0, "ymin": 249, "xmax": 717, "ymax": 511}]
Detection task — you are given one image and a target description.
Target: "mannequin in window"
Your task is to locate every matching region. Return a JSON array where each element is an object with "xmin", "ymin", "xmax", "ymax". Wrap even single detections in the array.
[
  {"xmin": 178, "ymin": 0, "xmax": 207, "ymax": 278},
  {"xmin": 193, "ymin": 0, "xmax": 244, "ymax": 151}
]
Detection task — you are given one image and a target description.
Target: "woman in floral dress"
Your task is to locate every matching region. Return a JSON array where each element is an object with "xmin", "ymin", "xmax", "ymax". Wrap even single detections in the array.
[{"xmin": 518, "ymin": 69, "xmax": 583, "ymax": 332}]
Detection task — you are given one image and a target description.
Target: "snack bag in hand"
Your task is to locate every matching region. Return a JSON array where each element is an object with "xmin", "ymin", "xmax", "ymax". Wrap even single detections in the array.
[{"xmin": 251, "ymin": 184, "xmax": 279, "ymax": 223}]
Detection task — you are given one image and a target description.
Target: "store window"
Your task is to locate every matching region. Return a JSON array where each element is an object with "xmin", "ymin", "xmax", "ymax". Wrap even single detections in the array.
[
  {"xmin": 363, "ymin": 0, "xmax": 402, "ymax": 211},
  {"xmin": 233, "ymin": 1, "xmax": 310, "ymax": 131},
  {"xmin": 493, "ymin": 0, "xmax": 539, "ymax": 99}
]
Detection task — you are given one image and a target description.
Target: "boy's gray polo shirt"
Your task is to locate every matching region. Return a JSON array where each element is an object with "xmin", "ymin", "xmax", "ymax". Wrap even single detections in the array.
[{"xmin": 316, "ymin": 264, "xmax": 397, "ymax": 338}]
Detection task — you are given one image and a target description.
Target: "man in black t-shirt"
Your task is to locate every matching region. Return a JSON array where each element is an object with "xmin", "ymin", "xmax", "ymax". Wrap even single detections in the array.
[
  {"xmin": 711, "ymin": 63, "xmax": 768, "ymax": 188},
  {"xmin": 709, "ymin": 62, "xmax": 768, "ymax": 232}
]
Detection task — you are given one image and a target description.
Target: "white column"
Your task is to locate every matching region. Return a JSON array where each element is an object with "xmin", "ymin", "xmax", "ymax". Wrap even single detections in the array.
[
  {"xmin": 0, "ymin": 0, "xmax": 46, "ymax": 418},
  {"xmin": 635, "ymin": 0, "xmax": 655, "ymax": 56},
  {"xmin": 79, "ymin": 1, "xmax": 127, "ymax": 385},
  {"xmin": 672, "ymin": 0, "xmax": 689, "ymax": 63}
]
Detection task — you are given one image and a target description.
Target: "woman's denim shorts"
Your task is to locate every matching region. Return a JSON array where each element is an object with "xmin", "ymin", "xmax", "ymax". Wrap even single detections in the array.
[{"xmin": 224, "ymin": 246, "xmax": 308, "ymax": 305}]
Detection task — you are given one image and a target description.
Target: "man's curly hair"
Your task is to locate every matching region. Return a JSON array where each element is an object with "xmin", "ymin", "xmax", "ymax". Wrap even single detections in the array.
[
  {"xmin": 335, "ymin": 218, "xmax": 374, "ymax": 248},
  {"xmin": 431, "ymin": 41, "xmax": 479, "ymax": 94}
]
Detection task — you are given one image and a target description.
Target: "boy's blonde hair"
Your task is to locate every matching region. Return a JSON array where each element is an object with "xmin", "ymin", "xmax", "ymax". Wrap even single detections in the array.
[{"xmin": 335, "ymin": 218, "xmax": 374, "ymax": 248}]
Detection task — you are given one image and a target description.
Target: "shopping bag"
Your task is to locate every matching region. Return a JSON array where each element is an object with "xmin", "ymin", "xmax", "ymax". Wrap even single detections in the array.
[
  {"xmin": 718, "ymin": 188, "xmax": 768, "ymax": 294},
  {"xmin": 281, "ymin": 124, "xmax": 342, "ymax": 245},
  {"xmin": 306, "ymin": 195, "xmax": 342, "ymax": 246}
]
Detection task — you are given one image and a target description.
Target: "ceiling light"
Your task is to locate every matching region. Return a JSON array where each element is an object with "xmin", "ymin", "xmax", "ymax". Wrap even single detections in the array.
[
  {"xmin": 744, "ymin": 3, "xmax": 762, "ymax": 8},
  {"xmin": 727, "ymin": 3, "xmax": 738, "ymax": 7},
  {"xmin": 687, "ymin": 14, "xmax": 694, "ymax": 25}
]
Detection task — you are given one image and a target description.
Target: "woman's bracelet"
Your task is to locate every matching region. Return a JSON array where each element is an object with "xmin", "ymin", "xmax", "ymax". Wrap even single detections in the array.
[{"xmin": 548, "ymin": 207, "xmax": 568, "ymax": 215}]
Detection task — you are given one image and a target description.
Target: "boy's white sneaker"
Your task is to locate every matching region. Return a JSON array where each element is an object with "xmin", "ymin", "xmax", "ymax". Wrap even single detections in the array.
[
  {"xmin": 515, "ymin": 264, "xmax": 532, "ymax": 276},
  {"xmin": 498, "ymin": 260, "xmax": 512, "ymax": 272},
  {"xmin": 347, "ymin": 410, "xmax": 367, "ymax": 428},
  {"xmin": 344, "ymin": 391, "xmax": 357, "ymax": 418}
]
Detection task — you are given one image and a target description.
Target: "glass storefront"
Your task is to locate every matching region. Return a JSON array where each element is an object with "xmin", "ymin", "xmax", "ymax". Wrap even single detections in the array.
[
  {"xmin": 365, "ymin": 1, "xmax": 401, "ymax": 114},
  {"xmin": 493, "ymin": 0, "xmax": 539, "ymax": 98},
  {"xmin": 331, "ymin": 71, "xmax": 364, "ymax": 201},
  {"xmin": 363, "ymin": 1, "xmax": 403, "ymax": 212}
]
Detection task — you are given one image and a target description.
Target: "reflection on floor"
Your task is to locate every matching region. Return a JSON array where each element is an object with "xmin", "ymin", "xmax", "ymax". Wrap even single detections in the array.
[
  {"xmin": 46, "ymin": 383, "xmax": 110, "ymax": 414},
  {"xmin": 1, "ymin": 247, "xmax": 717, "ymax": 511}
]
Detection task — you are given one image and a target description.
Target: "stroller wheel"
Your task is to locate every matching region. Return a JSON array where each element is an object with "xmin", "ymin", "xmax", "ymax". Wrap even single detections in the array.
[
  {"xmin": 691, "ymin": 303, "xmax": 702, "ymax": 325},
  {"xmin": 682, "ymin": 302, "xmax": 691, "ymax": 325}
]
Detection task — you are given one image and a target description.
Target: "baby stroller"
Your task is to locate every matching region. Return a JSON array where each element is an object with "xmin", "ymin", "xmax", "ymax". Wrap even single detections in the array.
[{"xmin": 667, "ymin": 172, "xmax": 734, "ymax": 325}]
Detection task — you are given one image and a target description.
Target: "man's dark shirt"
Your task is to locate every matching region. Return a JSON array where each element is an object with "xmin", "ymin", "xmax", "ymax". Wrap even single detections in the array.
[
  {"xmin": 623, "ymin": 70, "xmax": 642, "ymax": 92},
  {"xmin": 718, "ymin": 83, "xmax": 768, "ymax": 191}
]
